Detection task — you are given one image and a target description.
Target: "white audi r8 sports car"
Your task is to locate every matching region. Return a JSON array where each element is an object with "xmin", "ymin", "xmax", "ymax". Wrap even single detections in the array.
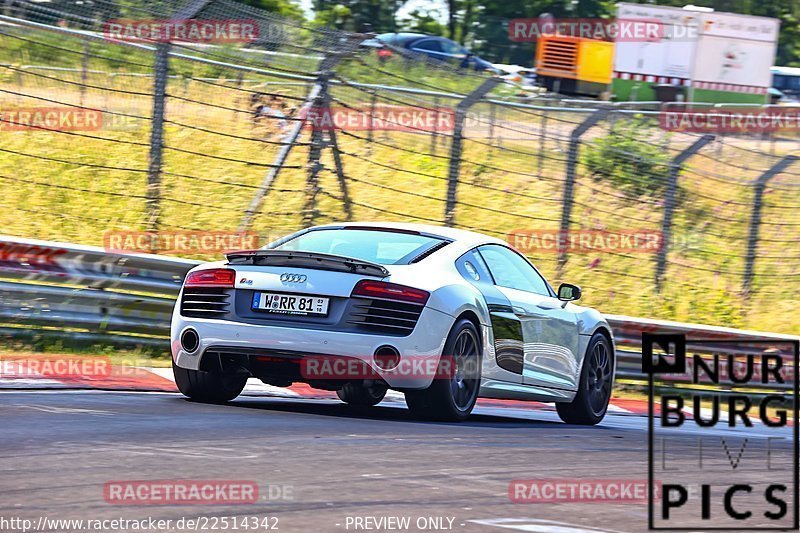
[{"xmin": 171, "ymin": 222, "xmax": 615, "ymax": 423}]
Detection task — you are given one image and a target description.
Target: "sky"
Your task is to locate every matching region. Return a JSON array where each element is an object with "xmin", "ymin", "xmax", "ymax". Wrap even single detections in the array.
[{"xmin": 296, "ymin": 0, "xmax": 450, "ymax": 25}]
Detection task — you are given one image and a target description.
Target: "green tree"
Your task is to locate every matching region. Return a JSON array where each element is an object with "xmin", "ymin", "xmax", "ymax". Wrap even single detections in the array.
[
  {"xmin": 400, "ymin": 10, "xmax": 446, "ymax": 36},
  {"xmin": 313, "ymin": 0, "xmax": 400, "ymax": 32},
  {"xmin": 238, "ymin": 0, "xmax": 306, "ymax": 20},
  {"xmin": 464, "ymin": 0, "xmax": 616, "ymax": 65}
]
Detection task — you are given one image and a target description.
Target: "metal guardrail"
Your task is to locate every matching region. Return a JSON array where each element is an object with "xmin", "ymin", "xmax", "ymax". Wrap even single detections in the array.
[
  {"xmin": 0, "ymin": 235, "xmax": 796, "ymax": 389},
  {"xmin": 0, "ymin": 235, "xmax": 197, "ymax": 345},
  {"xmin": 610, "ymin": 314, "xmax": 797, "ymax": 391}
]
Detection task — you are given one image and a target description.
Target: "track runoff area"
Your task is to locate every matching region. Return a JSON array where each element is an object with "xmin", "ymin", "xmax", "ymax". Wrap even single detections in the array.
[{"xmin": 0, "ymin": 335, "xmax": 796, "ymax": 533}]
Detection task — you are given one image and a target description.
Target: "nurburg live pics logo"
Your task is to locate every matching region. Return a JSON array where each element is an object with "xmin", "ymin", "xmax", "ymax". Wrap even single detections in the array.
[{"xmin": 644, "ymin": 332, "xmax": 799, "ymax": 530}]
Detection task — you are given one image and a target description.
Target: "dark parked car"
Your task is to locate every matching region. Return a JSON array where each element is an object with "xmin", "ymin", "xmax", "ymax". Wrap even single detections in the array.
[{"xmin": 363, "ymin": 32, "xmax": 498, "ymax": 73}]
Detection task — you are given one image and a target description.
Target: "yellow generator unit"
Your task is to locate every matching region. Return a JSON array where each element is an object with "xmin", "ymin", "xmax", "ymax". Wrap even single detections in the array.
[{"xmin": 535, "ymin": 35, "xmax": 614, "ymax": 96}]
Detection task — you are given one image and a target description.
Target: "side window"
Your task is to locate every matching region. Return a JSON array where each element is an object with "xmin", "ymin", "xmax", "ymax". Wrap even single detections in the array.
[
  {"xmin": 456, "ymin": 250, "xmax": 492, "ymax": 283},
  {"xmin": 439, "ymin": 39, "xmax": 466, "ymax": 56},
  {"xmin": 478, "ymin": 245, "xmax": 551, "ymax": 296},
  {"xmin": 411, "ymin": 39, "xmax": 443, "ymax": 53}
]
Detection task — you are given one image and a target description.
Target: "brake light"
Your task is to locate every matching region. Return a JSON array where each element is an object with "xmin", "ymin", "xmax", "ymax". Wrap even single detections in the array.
[
  {"xmin": 377, "ymin": 48, "xmax": 393, "ymax": 58},
  {"xmin": 351, "ymin": 280, "xmax": 429, "ymax": 305},
  {"xmin": 184, "ymin": 268, "xmax": 236, "ymax": 288}
]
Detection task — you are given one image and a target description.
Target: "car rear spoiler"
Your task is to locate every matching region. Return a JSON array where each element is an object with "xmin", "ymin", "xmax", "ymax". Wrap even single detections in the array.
[{"xmin": 224, "ymin": 250, "xmax": 390, "ymax": 277}]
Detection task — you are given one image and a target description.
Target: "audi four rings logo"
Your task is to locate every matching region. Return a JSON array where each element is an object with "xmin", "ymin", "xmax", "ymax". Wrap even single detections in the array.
[{"xmin": 280, "ymin": 273, "xmax": 307, "ymax": 283}]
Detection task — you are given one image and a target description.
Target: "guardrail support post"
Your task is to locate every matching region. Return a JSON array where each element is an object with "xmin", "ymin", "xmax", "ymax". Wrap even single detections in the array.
[
  {"xmin": 655, "ymin": 134, "xmax": 714, "ymax": 292},
  {"xmin": 444, "ymin": 77, "xmax": 500, "ymax": 227},
  {"xmin": 556, "ymin": 108, "xmax": 609, "ymax": 278},
  {"xmin": 743, "ymin": 155, "xmax": 798, "ymax": 296}
]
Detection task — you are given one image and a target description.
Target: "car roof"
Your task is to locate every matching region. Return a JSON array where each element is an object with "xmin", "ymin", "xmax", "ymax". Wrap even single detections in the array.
[
  {"xmin": 312, "ymin": 222, "xmax": 505, "ymax": 247},
  {"xmin": 376, "ymin": 32, "xmax": 440, "ymax": 45},
  {"xmin": 772, "ymin": 66, "xmax": 800, "ymax": 76}
]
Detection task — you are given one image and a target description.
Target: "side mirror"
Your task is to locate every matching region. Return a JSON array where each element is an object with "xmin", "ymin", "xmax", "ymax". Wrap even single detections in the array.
[{"xmin": 557, "ymin": 283, "xmax": 581, "ymax": 302}]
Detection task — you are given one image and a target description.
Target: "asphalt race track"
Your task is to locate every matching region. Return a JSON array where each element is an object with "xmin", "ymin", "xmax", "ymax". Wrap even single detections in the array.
[{"xmin": 1, "ymin": 388, "xmax": 794, "ymax": 533}]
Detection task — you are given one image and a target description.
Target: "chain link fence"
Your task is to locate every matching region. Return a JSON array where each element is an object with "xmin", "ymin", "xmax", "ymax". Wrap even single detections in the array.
[{"xmin": 0, "ymin": 0, "xmax": 798, "ymax": 335}]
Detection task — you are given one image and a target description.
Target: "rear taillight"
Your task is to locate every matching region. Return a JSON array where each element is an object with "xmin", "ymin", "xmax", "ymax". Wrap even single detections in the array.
[
  {"xmin": 184, "ymin": 268, "xmax": 236, "ymax": 288},
  {"xmin": 377, "ymin": 48, "xmax": 393, "ymax": 58},
  {"xmin": 351, "ymin": 280, "xmax": 429, "ymax": 305}
]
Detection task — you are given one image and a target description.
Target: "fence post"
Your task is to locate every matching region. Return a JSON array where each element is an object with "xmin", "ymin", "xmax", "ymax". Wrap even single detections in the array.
[
  {"xmin": 655, "ymin": 134, "xmax": 714, "ymax": 291},
  {"xmin": 80, "ymin": 39, "xmax": 90, "ymax": 106},
  {"xmin": 538, "ymin": 110, "xmax": 548, "ymax": 176},
  {"xmin": 367, "ymin": 89, "xmax": 377, "ymax": 147},
  {"xmin": 322, "ymin": 84, "xmax": 353, "ymax": 222},
  {"xmin": 556, "ymin": 108, "xmax": 609, "ymax": 277},
  {"xmin": 497, "ymin": 103, "xmax": 504, "ymax": 149},
  {"xmin": 430, "ymin": 96, "xmax": 439, "ymax": 156},
  {"xmin": 443, "ymin": 77, "xmax": 500, "ymax": 226},
  {"xmin": 303, "ymin": 73, "xmax": 329, "ymax": 228},
  {"xmin": 145, "ymin": 42, "xmax": 170, "ymax": 232},
  {"xmin": 488, "ymin": 100, "xmax": 495, "ymax": 140},
  {"xmin": 238, "ymin": 35, "xmax": 365, "ymax": 231},
  {"xmin": 239, "ymin": 81, "xmax": 321, "ymax": 232},
  {"xmin": 743, "ymin": 155, "xmax": 798, "ymax": 296},
  {"xmin": 144, "ymin": 0, "xmax": 210, "ymax": 232}
]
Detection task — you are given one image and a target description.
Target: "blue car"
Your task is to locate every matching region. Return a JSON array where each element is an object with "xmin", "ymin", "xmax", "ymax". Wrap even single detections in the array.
[{"xmin": 364, "ymin": 32, "xmax": 498, "ymax": 73}]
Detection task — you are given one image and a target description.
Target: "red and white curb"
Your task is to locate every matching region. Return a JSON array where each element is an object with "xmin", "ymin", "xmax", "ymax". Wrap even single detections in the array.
[
  {"xmin": 2, "ymin": 359, "xmax": 790, "ymax": 428},
  {"xmin": 0, "ymin": 363, "xmax": 650, "ymax": 416}
]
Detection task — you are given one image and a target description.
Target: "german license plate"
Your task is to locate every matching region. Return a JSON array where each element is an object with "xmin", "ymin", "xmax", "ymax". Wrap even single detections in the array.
[{"xmin": 252, "ymin": 292, "xmax": 329, "ymax": 316}]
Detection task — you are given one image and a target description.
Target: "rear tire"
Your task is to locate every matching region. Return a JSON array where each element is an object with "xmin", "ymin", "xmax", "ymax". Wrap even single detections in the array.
[
  {"xmin": 172, "ymin": 360, "xmax": 248, "ymax": 403},
  {"xmin": 404, "ymin": 318, "xmax": 481, "ymax": 422},
  {"xmin": 556, "ymin": 332, "xmax": 614, "ymax": 425},
  {"xmin": 336, "ymin": 382, "xmax": 387, "ymax": 407}
]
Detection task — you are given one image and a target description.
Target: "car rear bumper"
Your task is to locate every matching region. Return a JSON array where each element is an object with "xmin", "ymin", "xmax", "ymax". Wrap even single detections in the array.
[{"xmin": 171, "ymin": 305, "xmax": 456, "ymax": 389}]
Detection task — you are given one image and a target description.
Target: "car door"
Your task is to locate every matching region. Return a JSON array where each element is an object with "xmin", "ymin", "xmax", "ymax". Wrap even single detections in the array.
[
  {"xmin": 455, "ymin": 250, "xmax": 523, "ymax": 384},
  {"xmin": 477, "ymin": 244, "xmax": 582, "ymax": 391}
]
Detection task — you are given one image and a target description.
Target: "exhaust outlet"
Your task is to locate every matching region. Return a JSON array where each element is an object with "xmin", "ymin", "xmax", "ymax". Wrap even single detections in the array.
[
  {"xmin": 373, "ymin": 345, "xmax": 400, "ymax": 370},
  {"xmin": 180, "ymin": 328, "xmax": 200, "ymax": 353}
]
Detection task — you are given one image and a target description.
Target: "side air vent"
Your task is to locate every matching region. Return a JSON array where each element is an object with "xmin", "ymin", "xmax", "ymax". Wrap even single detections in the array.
[
  {"xmin": 347, "ymin": 298, "xmax": 424, "ymax": 336},
  {"xmin": 410, "ymin": 241, "xmax": 450, "ymax": 263},
  {"xmin": 180, "ymin": 287, "xmax": 231, "ymax": 318}
]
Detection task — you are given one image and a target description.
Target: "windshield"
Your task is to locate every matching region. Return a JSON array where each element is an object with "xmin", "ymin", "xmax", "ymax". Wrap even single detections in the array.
[{"xmin": 269, "ymin": 228, "xmax": 447, "ymax": 265}]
